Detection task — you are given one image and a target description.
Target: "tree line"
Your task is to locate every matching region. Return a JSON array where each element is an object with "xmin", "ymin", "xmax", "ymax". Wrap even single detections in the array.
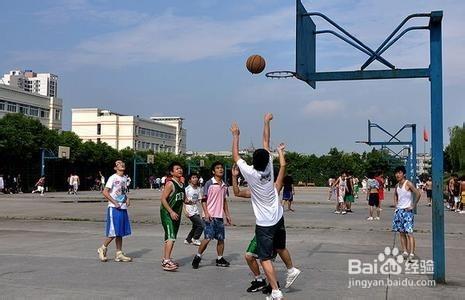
[{"xmin": 0, "ymin": 113, "xmax": 426, "ymax": 192}]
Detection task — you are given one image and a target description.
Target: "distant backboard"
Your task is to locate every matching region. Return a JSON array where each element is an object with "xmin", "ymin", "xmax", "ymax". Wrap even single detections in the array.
[
  {"xmin": 58, "ymin": 146, "xmax": 70, "ymax": 159},
  {"xmin": 296, "ymin": 0, "xmax": 316, "ymax": 88},
  {"xmin": 147, "ymin": 154, "xmax": 155, "ymax": 164}
]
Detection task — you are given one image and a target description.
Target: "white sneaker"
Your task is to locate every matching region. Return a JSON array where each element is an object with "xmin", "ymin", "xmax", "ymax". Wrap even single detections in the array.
[
  {"xmin": 455, "ymin": 209, "xmax": 461, "ymax": 213},
  {"xmin": 333, "ymin": 210, "xmax": 340, "ymax": 214},
  {"xmin": 341, "ymin": 211, "xmax": 347, "ymax": 215},
  {"xmin": 285, "ymin": 268, "xmax": 301, "ymax": 288},
  {"xmin": 459, "ymin": 211, "xmax": 465, "ymax": 214},
  {"xmin": 374, "ymin": 217, "xmax": 380, "ymax": 220},
  {"xmin": 266, "ymin": 289, "xmax": 284, "ymax": 300},
  {"xmin": 192, "ymin": 239, "xmax": 201, "ymax": 246},
  {"xmin": 366, "ymin": 217, "xmax": 373, "ymax": 221},
  {"xmin": 184, "ymin": 239, "xmax": 192, "ymax": 245}
]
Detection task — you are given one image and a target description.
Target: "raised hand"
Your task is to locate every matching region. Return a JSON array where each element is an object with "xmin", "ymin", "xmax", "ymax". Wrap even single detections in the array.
[
  {"xmin": 230, "ymin": 122, "xmax": 240, "ymax": 136},
  {"xmin": 277, "ymin": 143, "xmax": 286, "ymax": 152},
  {"xmin": 264, "ymin": 113, "xmax": 273, "ymax": 122}
]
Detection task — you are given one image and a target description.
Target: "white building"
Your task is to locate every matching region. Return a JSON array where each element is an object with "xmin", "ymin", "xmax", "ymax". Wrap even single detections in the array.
[
  {"xmin": 417, "ymin": 153, "xmax": 431, "ymax": 175},
  {"xmin": 1, "ymin": 70, "xmax": 58, "ymax": 97},
  {"xmin": 0, "ymin": 84, "xmax": 62, "ymax": 130},
  {"xmin": 71, "ymin": 108, "xmax": 187, "ymax": 153}
]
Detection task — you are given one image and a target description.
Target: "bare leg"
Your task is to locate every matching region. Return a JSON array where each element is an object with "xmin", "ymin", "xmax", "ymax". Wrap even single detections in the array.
[
  {"xmin": 261, "ymin": 260, "xmax": 279, "ymax": 290},
  {"xmin": 163, "ymin": 240, "xmax": 174, "ymax": 260},
  {"xmin": 197, "ymin": 239, "xmax": 210, "ymax": 255},
  {"xmin": 399, "ymin": 233, "xmax": 407, "ymax": 253},
  {"xmin": 103, "ymin": 237, "xmax": 114, "ymax": 247},
  {"xmin": 115, "ymin": 236, "xmax": 122, "ymax": 251},
  {"xmin": 216, "ymin": 240, "xmax": 224, "ymax": 256},
  {"xmin": 277, "ymin": 248, "xmax": 293, "ymax": 269},
  {"xmin": 245, "ymin": 254, "xmax": 261, "ymax": 276}
]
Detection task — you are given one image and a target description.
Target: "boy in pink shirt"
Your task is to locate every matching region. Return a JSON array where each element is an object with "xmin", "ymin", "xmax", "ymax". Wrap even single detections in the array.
[{"xmin": 192, "ymin": 161, "xmax": 232, "ymax": 269}]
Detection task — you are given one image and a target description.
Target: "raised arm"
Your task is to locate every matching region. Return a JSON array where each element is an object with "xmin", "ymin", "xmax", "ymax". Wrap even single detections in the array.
[
  {"xmin": 263, "ymin": 113, "xmax": 273, "ymax": 152},
  {"xmin": 231, "ymin": 122, "xmax": 241, "ymax": 163},
  {"xmin": 231, "ymin": 164, "xmax": 251, "ymax": 198},
  {"xmin": 274, "ymin": 143, "xmax": 287, "ymax": 193}
]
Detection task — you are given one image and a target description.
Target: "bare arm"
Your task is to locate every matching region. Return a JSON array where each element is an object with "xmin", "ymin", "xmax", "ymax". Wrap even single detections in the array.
[
  {"xmin": 102, "ymin": 187, "xmax": 120, "ymax": 208},
  {"xmin": 160, "ymin": 182, "xmax": 179, "ymax": 220},
  {"xmin": 393, "ymin": 185, "xmax": 398, "ymax": 207},
  {"xmin": 274, "ymin": 143, "xmax": 286, "ymax": 193},
  {"xmin": 223, "ymin": 197, "xmax": 232, "ymax": 225},
  {"xmin": 231, "ymin": 122, "xmax": 241, "ymax": 163},
  {"xmin": 263, "ymin": 113, "xmax": 273, "ymax": 151},
  {"xmin": 232, "ymin": 165, "xmax": 251, "ymax": 198},
  {"xmin": 406, "ymin": 180, "xmax": 421, "ymax": 207}
]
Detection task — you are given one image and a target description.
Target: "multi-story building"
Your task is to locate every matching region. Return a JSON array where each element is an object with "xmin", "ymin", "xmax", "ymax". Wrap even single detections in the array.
[
  {"xmin": 71, "ymin": 108, "xmax": 186, "ymax": 153},
  {"xmin": 417, "ymin": 153, "xmax": 431, "ymax": 175},
  {"xmin": 0, "ymin": 84, "xmax": 62, "ymax": 130},
  {"xmin": 1, "ymin": 70, "xmax": 58, "ymax": 97}
]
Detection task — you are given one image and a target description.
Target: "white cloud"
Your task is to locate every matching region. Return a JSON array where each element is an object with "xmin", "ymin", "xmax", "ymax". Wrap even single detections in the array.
[{"xmin": 303, "ymin": 100, "xmax": 344, "ymax": 117}]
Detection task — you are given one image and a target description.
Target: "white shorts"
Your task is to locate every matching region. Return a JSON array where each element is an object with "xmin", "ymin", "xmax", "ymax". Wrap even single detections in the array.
[
  {"xmin": 338, "ymin": 195, "xmax": 345, "ymax": 203},
  {"xmin": 454, "ymin": 196, "xmax": 460, "ymax": 204},
  {"xmin": 37, "ymin": 186, "xmax": 44, "ymax": 192}
]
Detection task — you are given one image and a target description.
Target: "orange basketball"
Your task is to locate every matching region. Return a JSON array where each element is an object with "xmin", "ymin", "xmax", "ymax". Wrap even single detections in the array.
[{"xmin": 246, "ymin": 54, "xmax": 266, "ymax": 74}]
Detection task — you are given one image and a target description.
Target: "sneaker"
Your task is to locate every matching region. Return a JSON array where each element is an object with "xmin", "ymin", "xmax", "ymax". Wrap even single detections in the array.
[
  {"xmin": 246, "ymin": 279, "xmax": 267, "ymax": 292},
  {"xmin": 216, "ymin": 257, "xmax": 230, "ymax": 267},
  {"xmin": 192, "ymin": 255, "xmax": 202, "ymax": 269},
  {"xmin": 192, "ymin": 239, "xmax": 201, "ymax": 246},
  {"xmin": 333, "ymin": 210, "xmax": 340, "ymax": 214},
  {"xmin": 97, "ymin": 246, "xmax": 108, "ymax": 262},
  {"xmin": 115, "ymin": 251, "xmax": 132, "ymax": 262},
  {"xmin": 402, "ymin": 251, "xmax": 409, "ymax": 259},
  {"xmin": 374, "ymin": 217, "xmax": 380, "ymax": 220},
  {"xmin": 346, "ymin": 209, "xmax": 353, "ymax": 213},
  {"xmin": 161, "ymin": 260, "xmax": 178, "ymax": 271},
  {"xmin": 184, "ymin": 239, "xmax": 192, "ymax": 245},
  {"xmin": 455, "ymin": 209, "xmax": 461, "ymax": 213},
  {"xmin": 262, "ymin": 281, "xmax": 280, "ymax": 295},
  {"xmin": 459, "ymin": 211, "xmax": 465, "ymax": 214},
  {"xmin": 366, "ymin": 217, "xmax": 373, "ymax": 221},
  {"xmin": 285, "ymin": 267, "xmax": 301, "ymax": 288},
  {"xmin": 341, "ymin": 211, "xmax": 347, "ymax": 215},
  {"xmin": 266, "ymin": 290, "xmax": 284, "ymax": 300}
]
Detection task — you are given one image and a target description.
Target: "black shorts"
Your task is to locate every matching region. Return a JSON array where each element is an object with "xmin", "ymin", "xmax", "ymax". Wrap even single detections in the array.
[
  {"xmin": 255, "ymin": 217, "xmax": 286, "ymax": 261},
  {"xmin": 368, "ymin": 193, "xmax": 379, "ymax": 207}
]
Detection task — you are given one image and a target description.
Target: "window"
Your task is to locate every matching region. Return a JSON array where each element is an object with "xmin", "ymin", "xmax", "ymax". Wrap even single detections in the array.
[
  {"xmin": 0, "ymin": 102, "xmax": 4, "ymax": 111},
  {"xmin": 7, "ymin": 103, "xmax": 16, "ymax": 112},
  {"xmin": 54, "ymin": 109, "xmax": 61, "ymax": 121},
  {"xmin": 19, "ymin": 106, "xmax": 29, "ymax": 114},
  {"xmin": 97, "ymin": 124, "xmax": 101, "ymax": 135},
  {"xmin": 97, "ymin": 138, "xmax": 101, "ymax": 143},
  {"xmin": 30, "ymin": 107, "xmax": 39, "ymax": 116}
]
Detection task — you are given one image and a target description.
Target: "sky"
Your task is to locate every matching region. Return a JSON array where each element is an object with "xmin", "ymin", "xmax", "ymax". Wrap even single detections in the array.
[{"xmin": 0, "ymin": 0, "xmax": 463, "ymax": 155}]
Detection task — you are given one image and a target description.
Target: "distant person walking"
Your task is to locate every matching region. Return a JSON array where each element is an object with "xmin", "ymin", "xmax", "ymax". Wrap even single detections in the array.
[
  {"xmin": 282, "ymin": 174, "xmax": 295, "ymax": 212},
  {"xmin": 32, "ymin": 176, "xmax": 46, "ymax": 196},
  {"xmin": 0, "ymin": 174, "xmax": 4, "ymax": 193}
]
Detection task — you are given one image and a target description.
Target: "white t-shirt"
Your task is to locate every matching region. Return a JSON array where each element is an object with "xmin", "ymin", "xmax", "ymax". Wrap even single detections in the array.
[
  {"xmin": 236, "ymin": 156, "xmax": 283, "ymax": 226},
  {"xmin": 185, "ymin": 185, "xmax": 202, "ymax": 217},
  {"xmin": 105, "ymin": 174, "xmax": 128, "ymax": 210}
]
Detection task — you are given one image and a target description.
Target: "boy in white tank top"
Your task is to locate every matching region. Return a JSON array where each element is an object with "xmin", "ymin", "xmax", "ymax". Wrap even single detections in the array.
[{"xmin": 392, "ymin": 166, "xmax": 421, "ymax": 262}]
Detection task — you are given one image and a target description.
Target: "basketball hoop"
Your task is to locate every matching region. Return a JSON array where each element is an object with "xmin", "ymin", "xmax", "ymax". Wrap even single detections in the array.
[{"xmin": 265, "ymin": 70, "xmax": 296, "ymax": 79}]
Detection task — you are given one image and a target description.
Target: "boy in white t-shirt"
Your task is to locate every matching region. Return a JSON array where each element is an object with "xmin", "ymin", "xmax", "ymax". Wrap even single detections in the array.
[
  {"xmin": 97, "ymin": 160, "xmax": 132, "ymax": 263},
  {"xmin": 231, "ymin": 113, "xmax": 300, "ymax": 300},
  {"xmin": 184, "ymin": 173, "xmax": 204, "ymax": 246}
]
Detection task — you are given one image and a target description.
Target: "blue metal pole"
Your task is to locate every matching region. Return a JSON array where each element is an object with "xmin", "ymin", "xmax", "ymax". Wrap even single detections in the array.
[
  {"xmin": 133, "ymin": 156, "xmax": 136, "ymax": 190},
  {"xmin": 429, "ymin": 11, "xmax": 445, "ymax": 283},
  {"xmin": 412, "ymin": 125, "xmax": 417, "ymax": 184},
  {"xmin": 40, "ymin": 148, "xmax": 45, "ymax": 177}
]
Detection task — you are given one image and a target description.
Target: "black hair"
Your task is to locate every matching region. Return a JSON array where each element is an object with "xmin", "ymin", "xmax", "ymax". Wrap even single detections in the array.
[
  {"xmin": 211, "ymin": 161, "xmax": 224, "ymax": 173},
  {"xmin": 188, "ymin": 173, "xmax": 199, "ymax": 181},
  {"xmin": 367, "ymin": 170, "xmax": 376, "ymax": 179},
  {"xmin": 168, "ymin": 161, "xmax": 183, "ymax": 172},
  {"xmin": 394, "ymin": 166, "xmax": 406, "ymax": 175},
  {"xmin": 252, "ymin": 148, "xmax": 270, "ymax": 172}
]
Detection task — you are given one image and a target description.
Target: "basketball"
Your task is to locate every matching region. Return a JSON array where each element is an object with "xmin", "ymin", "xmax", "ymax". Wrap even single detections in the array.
[{"xmin": 246, "ymin": 54, "xmax": 266, "ymax": 74}]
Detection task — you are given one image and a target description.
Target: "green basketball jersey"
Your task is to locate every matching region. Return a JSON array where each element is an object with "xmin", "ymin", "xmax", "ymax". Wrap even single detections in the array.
[{"xmin": 163, "ymin": 179, "xmax": 185, "ymax": 214}]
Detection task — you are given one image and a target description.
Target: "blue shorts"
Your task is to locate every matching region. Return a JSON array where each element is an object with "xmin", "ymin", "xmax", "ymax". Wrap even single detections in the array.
[
  {"xmin": 204, "ymin": 218, "xmax": 225, "ymax": 241},
  {"xmin": 392, "ymin": 209, "xmax": 414, "ymax": 233},
  {"xmin": 283, "ymin": 190, "xmax": 293, "ymax": 201},
  {"xmin": 106, "ymin": 207, "xmax": 131, "ymax": 237}
]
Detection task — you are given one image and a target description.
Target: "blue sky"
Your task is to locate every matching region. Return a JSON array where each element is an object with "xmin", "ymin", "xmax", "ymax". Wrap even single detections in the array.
[{"xmin": 0, "ymin": 0, "xmax": 463, "ymax": 154}]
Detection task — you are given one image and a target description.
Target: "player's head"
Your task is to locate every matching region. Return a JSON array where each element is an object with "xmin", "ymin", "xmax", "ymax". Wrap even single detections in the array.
[
  {"xmin": 394, "ymin": 166, "xmax": 406, "ymax": 181},
  {"xmin": 211, "ymin": 161, "xmax": 224, "ymax": 178},
  {"xmin": 168, "ymin": 161, "xmax": 183, "ymax": 178},
  {"xmin": 253, "ymin": 148, "xmax": 269, "ymax": 172},
  {"xmin": 188, "ymin": 173, "xmax": 199, "ymax": 185},
  {"xmin": 114, "ymin": 160, "xmax": 125, "ymax": 172}
]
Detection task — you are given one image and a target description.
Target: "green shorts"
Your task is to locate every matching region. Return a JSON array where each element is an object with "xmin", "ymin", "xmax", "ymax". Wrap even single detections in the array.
[
  {"xmin": 344, "ymin": 195, "xmax": 355, "ymax": 202},
  {"xmin": 245, "ymin": 236, "xmax": 258, "ymax": 257},
  {"xmin": 160, "ymin": 208, "xmax": 181, "ymax": 241}
]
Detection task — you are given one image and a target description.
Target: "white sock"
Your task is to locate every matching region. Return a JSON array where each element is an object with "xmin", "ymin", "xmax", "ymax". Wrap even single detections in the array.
[
  {"xmin": 287, "ymin": 267, "xmax": 296, "ymax": 274},
  {"xmin": 101, "ymin": 245, "xmax": 107, "ymax": 249},
  {"xmin": 217, "ymin": 256, "xmax": 223, "ymax": 260},
  {"xmin": 255, "ymin": 275, "xmax": 264, "ymax": 281},
  {"xmin": 271, "ymin": 289, "xmax": 283, "ymax": 298},
  {"xmin": 196, "ymin": 253, "xmax": 202, "ymax": 258}
]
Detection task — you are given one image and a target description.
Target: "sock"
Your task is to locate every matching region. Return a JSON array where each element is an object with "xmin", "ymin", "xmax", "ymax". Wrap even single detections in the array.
[
  {"xmin": 271, "ymin": 289, "xmax": 283, "ymax": 298},
  {"xmin": 287, "ymin": 267, "xmax": 296, "ymax": 274},
  {"xmin": 101, "ymin": 245, "xmax": 107, "ymax": 249},
  {"xmin": 196, "ymin": 253, "xmax": 202, "ymax": 258},
  {"xmin": 217, "ymin": 256, "xmax": 223, "ymax": 260},
  {"xmin": 163, "ymin": 259, "xmax": 170, "ymax": 263},
  {"xmin": 255, "ymin": 275, "xmax": 264, "ymax": 281}
]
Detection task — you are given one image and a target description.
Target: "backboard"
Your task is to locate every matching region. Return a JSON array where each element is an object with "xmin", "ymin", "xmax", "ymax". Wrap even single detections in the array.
[
  {"xmin": 296, "ymin": 0, "xmax": 316, "ymax": 88},
  {"xmin": 58, "ymin": 146, "xmax": 70, "ymax": 159}
]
